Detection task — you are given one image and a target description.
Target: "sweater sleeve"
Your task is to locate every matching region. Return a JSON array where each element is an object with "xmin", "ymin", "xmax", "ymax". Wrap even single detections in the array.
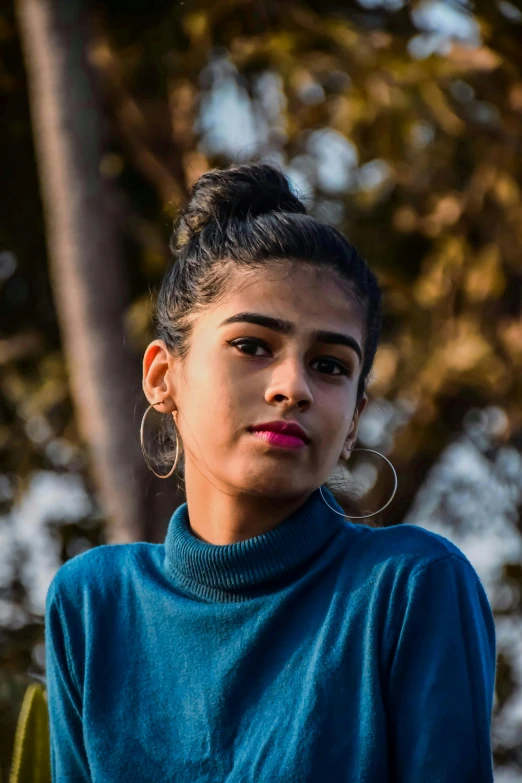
[
  {"xmin": 386, "ymin": 553, "xmax": 497, "ymax": 783},
  {"xmin": 45, "ymin": 575, "xmax": 91, "ymax": 782}
]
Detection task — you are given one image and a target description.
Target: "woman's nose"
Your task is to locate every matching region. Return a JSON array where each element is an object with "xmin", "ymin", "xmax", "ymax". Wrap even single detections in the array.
[{"xmin": 264, "ymin": 357, "xmax": 313, "ymax": 408}]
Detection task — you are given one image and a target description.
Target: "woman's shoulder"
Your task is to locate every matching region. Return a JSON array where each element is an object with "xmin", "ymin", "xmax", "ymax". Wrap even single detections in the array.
[
  {"xmin": 340, "ymin": 518, "xmax": 478, "ymax": 581},
  {"xmin": 45, "ymin": 541, "xmax": 162, "ymax": 611}
]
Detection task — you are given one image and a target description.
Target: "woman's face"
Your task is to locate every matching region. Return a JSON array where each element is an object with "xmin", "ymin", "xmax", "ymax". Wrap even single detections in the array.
[{"xmin": 145, "ymin": 262, "xmax": 367, "ymax": 500}]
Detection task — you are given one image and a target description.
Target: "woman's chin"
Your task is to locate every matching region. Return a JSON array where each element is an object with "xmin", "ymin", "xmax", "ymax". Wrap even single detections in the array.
[{"xmin": 238, "ymin": 470, "xmax": 310, "ymax": 497}]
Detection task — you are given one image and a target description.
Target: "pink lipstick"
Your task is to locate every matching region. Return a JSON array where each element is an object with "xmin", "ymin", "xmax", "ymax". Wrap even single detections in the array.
[{"xmin": 249, "ymin": 430, "xmax": 308, "ymax": 450}]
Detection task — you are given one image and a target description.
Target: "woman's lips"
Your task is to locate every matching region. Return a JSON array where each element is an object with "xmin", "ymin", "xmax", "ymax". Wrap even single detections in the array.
[{"xmin": 249, "ymin": 430, "xmax": 308, "ymax": 450}]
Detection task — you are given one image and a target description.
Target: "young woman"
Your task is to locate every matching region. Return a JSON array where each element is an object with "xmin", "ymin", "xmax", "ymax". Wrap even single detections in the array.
[{"xmin": 45, "ymin": 161, "xmax": 497, "ymax": 782}]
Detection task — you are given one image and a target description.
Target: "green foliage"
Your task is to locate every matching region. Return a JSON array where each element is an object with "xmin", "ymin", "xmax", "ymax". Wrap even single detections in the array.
[{"xmin": 8, "ymin": 684, "xmax": 50, "ymax": 783}]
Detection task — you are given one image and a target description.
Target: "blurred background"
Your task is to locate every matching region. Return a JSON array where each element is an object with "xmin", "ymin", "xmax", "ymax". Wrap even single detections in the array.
[{"xmin": 1, "ymin": 0, "xmax": 522, "ymax": 778}]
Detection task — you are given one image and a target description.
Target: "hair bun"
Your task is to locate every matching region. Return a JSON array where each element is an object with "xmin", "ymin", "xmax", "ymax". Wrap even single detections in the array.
[{"xmin": 174, "ymin": 162, "xmax": 307, "ymax": 251}]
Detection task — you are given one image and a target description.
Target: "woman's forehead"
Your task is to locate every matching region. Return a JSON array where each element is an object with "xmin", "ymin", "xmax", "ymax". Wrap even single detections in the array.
[
  {"xmin": 222, "ymin": 264, "xmax": 363, "ymax": 324},
  {"xmin": 197, "ymin": 263, "xmax": 365, "ymax": 344}
]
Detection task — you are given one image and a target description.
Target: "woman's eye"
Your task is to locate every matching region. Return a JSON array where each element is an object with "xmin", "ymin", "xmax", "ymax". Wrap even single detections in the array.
[
  {"xmin": 312, "ymin": 359, "xmax": 350, "ymax": 377},
  {"xmin": 229, "ymin": 339, "xmax": 350, "ymax": 376},
  {"xmin": 228, "ymin": 338, "xmax": 269, "ymax": 357}
]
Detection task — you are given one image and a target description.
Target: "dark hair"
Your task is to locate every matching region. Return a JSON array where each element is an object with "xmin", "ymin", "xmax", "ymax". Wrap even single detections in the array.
[{"xmin": 154, "ymin": 161, "xmax": 383, "ymax": 515}]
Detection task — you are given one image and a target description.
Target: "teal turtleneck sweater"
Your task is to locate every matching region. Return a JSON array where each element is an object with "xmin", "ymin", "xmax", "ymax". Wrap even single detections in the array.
[{"xmin": 45, "ymin": 486, "xmax": 497, "ymax": 782}]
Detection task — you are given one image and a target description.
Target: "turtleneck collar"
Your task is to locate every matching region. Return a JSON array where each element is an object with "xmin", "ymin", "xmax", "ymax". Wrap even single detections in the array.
[{"xmin": 163, "ymin": 486, "xmax": 346, "ymax": 602}]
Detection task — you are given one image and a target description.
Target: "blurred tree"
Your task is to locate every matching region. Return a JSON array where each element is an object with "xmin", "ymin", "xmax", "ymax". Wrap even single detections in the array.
[{"xmin": 14, "ymin": 0, "xmax": 184, "ymax": 545}]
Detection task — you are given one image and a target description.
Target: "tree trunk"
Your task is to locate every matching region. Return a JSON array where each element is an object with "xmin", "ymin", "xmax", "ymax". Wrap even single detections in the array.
[{"xmin": 14, "ymin": 0, "xmax": 177, "ymax": 543}]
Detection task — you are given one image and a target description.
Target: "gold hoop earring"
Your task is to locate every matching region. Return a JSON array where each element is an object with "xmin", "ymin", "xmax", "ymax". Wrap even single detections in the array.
[
  {"xmin": 140, "ymin": 401, "xmax": 180, "ymax": 480},
  {"xmin": 319, "ymin": 447, "xmax": 398, "ymax": 520}
]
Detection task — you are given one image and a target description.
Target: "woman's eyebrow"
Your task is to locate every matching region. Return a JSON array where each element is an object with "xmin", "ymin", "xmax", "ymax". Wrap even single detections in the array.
[{"xmin": 218, "ymin": 311, "xmax": 362, "ymax": 365}]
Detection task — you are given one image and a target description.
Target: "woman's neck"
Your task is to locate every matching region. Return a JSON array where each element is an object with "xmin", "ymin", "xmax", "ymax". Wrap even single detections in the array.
[{"xmin": 182, "ymin": 467, "xmax": 314, "ymax": 545}]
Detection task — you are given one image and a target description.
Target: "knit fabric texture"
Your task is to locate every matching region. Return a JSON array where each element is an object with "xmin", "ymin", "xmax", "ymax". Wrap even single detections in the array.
[{"xmin": 45, "ymin": 485, "xmax": 497, "ymax": 782}]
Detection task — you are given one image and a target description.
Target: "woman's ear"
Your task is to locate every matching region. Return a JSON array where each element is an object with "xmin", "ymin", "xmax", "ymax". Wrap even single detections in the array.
[
  {"xmin": 340, "ymin": 393, "xmax": 368, "ymax": 460},
  {"xmin": 142, "ymin": 340, "xmax": 176, "ymax": 412}
]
